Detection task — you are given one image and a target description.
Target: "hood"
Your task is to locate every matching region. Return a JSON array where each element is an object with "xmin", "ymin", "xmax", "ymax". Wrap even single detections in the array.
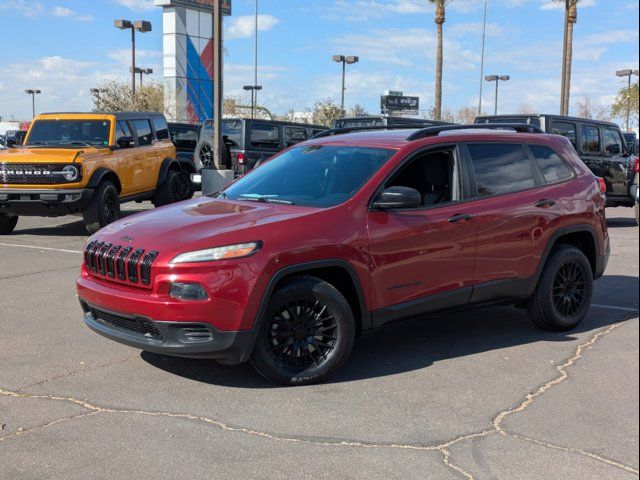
[
  {"xmin": 0, "ymin": 146, "xmax": 101, "ymax": 163},
  {"xmin": 95, "ymin": 197, "xmax": 322, "ymax": 258}
]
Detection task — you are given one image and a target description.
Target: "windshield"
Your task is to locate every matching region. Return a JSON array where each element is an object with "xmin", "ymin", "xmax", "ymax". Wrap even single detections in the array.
[
  {"xmin": 223, "ymin": 145, "xmax": 395, "ymax": 207},
  {"xmin": 25, "ymin": 120, "xmax": 111, "ymax": 147}
]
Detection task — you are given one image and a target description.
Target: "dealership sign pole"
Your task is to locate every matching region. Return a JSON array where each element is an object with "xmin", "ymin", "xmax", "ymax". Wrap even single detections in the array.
[{"xmin": 213, "ymin": 0, "xmax": 223, "ymax": 169}]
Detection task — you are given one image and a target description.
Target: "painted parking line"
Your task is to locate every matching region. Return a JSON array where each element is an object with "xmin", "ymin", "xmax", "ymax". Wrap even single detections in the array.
[
  {"xmin": 0, "ymin": 242, "xmax": 82, "ymax": 254},
  {"xmin": 591, "ymin": 304, "xmax": 639, "ymax": 313}
]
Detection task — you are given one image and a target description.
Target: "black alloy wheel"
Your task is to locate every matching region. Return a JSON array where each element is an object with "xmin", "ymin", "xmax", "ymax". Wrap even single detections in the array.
[
  {"xmin": 552, "ymin": 260, "xmax": 587, "ymax": 317},
  {"xmin": 251, "ymin": 276, "xmax": 356, "ymax": 385},
  {"xmin": 102, "ymin": 188, "xmax": 119, "ymax": 225},
  {"xmin": 266, "ymin": 299, "xmax": 338, "ymax": 369}
]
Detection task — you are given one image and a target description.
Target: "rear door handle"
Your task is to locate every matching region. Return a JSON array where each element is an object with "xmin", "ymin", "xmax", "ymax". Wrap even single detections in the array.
[
  {"xmin": 534, "ymin": 199, "xmax": 556, "ymax": 208},
  {"xmin": 448, "ymin": 213, "xmax": 473, "ymax": 223}
]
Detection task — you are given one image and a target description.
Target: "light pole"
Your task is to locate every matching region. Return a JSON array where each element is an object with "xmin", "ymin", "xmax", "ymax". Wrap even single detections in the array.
[
  {"xmin": 615, "ymin": 69, "xmax": 639, "ymax": 131},
  {"xmin": 132, "ymin": 67, "xmax": 153, "ymax": 87},
  {"xmin": 254, "ymin": 0, "xmax": 259, "ymax": 115},
  {"xmin": 90, "ymin": 88, "xmax": 107, "ymax": 109},
  {"xmin": 114, "ymin": 19, "xmax": 152, "ymax": 99},
  {"xmin": 25, "ymin": 89, "xmax": 41, "ymax": 118},
  {"xmin": 243, "ymin": 85, "xmax": 263, "ymax": 118},
  {"xmin": 485, "ymin": 75, "xmax": 510, "ymax": 115},
  {"xmin": 332, "ymin": 55, "xmax": 359, "ymax": 114}
]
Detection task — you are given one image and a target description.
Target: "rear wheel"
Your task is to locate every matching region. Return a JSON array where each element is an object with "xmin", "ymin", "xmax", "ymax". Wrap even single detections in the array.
[
  {"xmin": 82, "ymin": 181, "xmax": 120, "ymax": 234},
  {"xmin": 153, "ymin": 170, "xmax": 191, "ymax": 207},
  {"xmin": 0, "ymin": 214, "xmax": 18, "ymax": 235},
  {"xmin": 528, "ymin": 246, "xmax": 593, "ymax": 331},
  {"xmin": 251, "ymin": 276, "xmax": 356, "ymax": 385}
]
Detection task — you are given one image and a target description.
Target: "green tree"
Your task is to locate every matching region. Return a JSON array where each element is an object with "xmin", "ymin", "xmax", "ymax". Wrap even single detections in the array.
[
  {"xmin": 427, "ymin": 0, "xmax": 453, "ymax": 121},
  {"xmin": 611, "ymin": 83, "xmax": 639, "ymax": 130}
]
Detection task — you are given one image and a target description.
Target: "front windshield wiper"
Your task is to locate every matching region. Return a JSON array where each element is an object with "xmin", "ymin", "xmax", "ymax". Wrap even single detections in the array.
[
  {"xmin": 59, "ymin": 141, "xmax": 94, "ymax": 147},
  {"xmin": 238, "ymin": 194, "xmax": 294, "ymax": 205}
]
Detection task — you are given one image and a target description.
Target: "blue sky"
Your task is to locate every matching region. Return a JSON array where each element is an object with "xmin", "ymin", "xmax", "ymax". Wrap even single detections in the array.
[{"xmin": 0, "ymin": 0, "xmax": 638, "ymax": 123}]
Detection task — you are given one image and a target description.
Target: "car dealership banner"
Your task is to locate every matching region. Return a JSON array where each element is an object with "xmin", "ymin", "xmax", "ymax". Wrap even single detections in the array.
[{"xmin": 155, "ymin": 0, "xmax": 231, "ymax": 123}]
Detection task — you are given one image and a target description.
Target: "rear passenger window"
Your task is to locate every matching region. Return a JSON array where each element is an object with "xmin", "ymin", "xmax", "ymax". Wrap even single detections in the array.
[
  {"xmin": 529, "ymin": 145, "xmax": 573, "ymax": 183},
  {"xmin": 468, "ymin": 143, "xmax": 536, "ymax": 196},
  {"xmin": 250, "ymin": 124, "xmax": 280, "ymax": 149},
  {"xmin": 284, "ymin": 127, "xmax": 307, "ymax": 146},
  {"xmin": 582, "ymin": 125, "xmax": 600, "ymax": 153},
  {"xmin": 603, "ymin": 127, "xmax": 623, "ymax": 155},
  {"xmin": 551, "ymin": 121, "xmax": 577, "ymax": 147},
  {"xmin": 152, "ymin": 117, "xmax": 170, "ymax": 140},
  {"xmin": 132, "ymin": 119, "xmax": 154, "ymax": 146}
]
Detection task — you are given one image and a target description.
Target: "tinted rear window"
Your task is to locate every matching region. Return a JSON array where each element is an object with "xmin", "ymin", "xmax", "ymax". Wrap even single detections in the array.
[
  {"xmin": 250, "ymin": 124, "xmax": 280, "ymax": 149},
  {"xmin": 529, "ymin": 145, "xmax": 573, "ymax": 183},
  {"xmin": 582, "ymin": 125, "xmax": 600, "ymax": 153},
  {"xmin": 468, "ymin": 143, "xmax": 536, "ymax": 196},
  {"xmin": 551, "ymin": 121, "xmax": 577, "ymax": 147}
]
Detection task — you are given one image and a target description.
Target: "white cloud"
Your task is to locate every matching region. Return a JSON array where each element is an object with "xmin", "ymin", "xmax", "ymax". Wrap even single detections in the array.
[
  {"xmin": 0, "ymin": 0, "xmax": 44, "ymax": 18},
  {"xmin": 107, "ymin": 49, "xmax": 162, "ymax": 68},
  {"xmin": 52, "ymin": 6, "xmax": 72, "ymax": 17},
  {"xmin": 112, "ymin": 0, "xmax": 156, "ymax": 12},
  {"xmin": 225, "ymin": 14, "xmax": 279, "ymax": 40}
]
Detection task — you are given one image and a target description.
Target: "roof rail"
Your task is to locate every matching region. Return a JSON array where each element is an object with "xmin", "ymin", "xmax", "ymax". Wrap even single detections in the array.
[
  {"xmin": 406, "ymin": 123, "xmax": 544, "ymax": 141},
  {"xmin": 312, "ymin": 125, "xmax": 423, "ymax": 139}
]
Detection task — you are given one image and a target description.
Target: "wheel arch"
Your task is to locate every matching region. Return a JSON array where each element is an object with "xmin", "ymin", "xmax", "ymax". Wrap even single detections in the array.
[
  {"xmin": 87, "ymin": 168, "xmax": 122, "ymax": 193},
  {"xmin": 255, "ymin": 260, "xmax": 370, "ymax": 335},
  {"xmin": 157, "ymin": 158, "xmax": 191, "ymax": 188},
  {"xmin": 527, "ymin": 225, "xmax": 599, "ymax": 296}
]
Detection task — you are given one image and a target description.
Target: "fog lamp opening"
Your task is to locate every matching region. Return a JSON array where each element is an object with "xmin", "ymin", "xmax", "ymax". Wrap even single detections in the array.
[{"xmin": 169, "ymin": 282, "xmax": 209, "ymax": 301}]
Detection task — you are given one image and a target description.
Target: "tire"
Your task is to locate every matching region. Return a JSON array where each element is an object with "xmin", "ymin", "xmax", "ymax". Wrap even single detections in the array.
[
  {"xmin": 251, "ymin": 276, "xmax": 356, "ymax": 386},
  {"xmin": 527, "ymin": 245, "xmax": 593, "ymax": 331},
  {"xmin": 194, "ymin": 138, "xmax": 217, "ymax": 170},
  {"xmin": 152, "ymin": 170, "xmax": 191, "ymax": 207},
  {"xmin": 0, "ymin": 214, "xmax": 18, "ymax": 235},
  {"xmin": 82, "ymin": 181, "xmax": 120, "ymax": 234}
]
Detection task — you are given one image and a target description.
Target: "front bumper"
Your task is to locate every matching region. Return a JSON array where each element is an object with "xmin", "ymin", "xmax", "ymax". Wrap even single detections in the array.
[
  {"xmin": 0, "ymin": 188, "xmax": 93, "ymax": 216},
  {"xmin": 80, "ymin": 300, "xmax": 257, "ymax": 364}
]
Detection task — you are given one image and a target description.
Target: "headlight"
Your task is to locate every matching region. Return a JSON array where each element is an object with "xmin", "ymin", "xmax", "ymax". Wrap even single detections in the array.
[
  {"xmin": 170, "ymin": 242, "xmax": 262, "ymax": 264},
  {"xmin": 62, "ymin": 165, "xmax": 80, "ymax": 181}
]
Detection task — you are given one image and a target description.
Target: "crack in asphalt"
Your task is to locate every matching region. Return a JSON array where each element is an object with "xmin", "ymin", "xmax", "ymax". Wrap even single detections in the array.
[
  {"xmin": 0, "ymin": 320, "xmax": 637, "ymax": 479},
  {"xmin": 0, "ymin": 412, "xmax": 98, "ymax": 443}
]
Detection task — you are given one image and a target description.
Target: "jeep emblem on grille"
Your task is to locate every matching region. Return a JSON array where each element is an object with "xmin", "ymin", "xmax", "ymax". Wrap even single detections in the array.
[{"xmin": 120, "ymin": 235, "xmax": 135, "ymax": 242}]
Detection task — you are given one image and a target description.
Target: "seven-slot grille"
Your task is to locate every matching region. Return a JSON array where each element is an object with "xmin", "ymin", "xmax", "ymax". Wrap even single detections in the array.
[
  {"xmin": 0, "ymin": 163, "xmax": 72, "ymax": 184},
  {"xmin": 84, "ymin": 240, "xmax": 158, "ymax": 287}
]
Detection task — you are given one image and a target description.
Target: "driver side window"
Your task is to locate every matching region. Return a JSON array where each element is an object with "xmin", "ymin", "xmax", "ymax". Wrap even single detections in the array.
[{"xmin": 386, "ymin": 148, "xmax": 460, "ymax": 208}]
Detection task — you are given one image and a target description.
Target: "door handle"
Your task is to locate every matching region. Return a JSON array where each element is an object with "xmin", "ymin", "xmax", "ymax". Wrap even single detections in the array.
[
  {"xmin": 448, "ymin": 213, "xmax": 473, "ymax": 223},
  {"xmin": 534, "ymin": 199, "xmax": 556, "ymax": 208}
]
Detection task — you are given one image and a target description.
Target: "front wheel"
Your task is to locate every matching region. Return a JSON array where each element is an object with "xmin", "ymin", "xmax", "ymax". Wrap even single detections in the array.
[
  {"xmin": 527, "ymin": 245, "xmax": 593, "ymax": 331},
  {"xmin": 82, "ymin": 181, "xmax": 120, "ymax": 234},
  {"xmin": 251, "ymin": 276, "xmax": 356, "ymax": 385},
  {"xmin": 0, "ymin": 214, "xmax": 18, "ymax": 235}
]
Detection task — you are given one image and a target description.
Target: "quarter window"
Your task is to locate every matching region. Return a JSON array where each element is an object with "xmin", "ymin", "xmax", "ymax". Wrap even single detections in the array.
[
  {"xmin": 529, "ymin": 145, "xmax": 573, "ymax": 183},
  {"xmin": 250, "ymin": 124, "xmax": 280, "ymax": 149},
  {"xmin": 582, "ymin": 125, "xmax": 600, "ymax": 153},
  {"xmin": 284, "ymin": 127, "xmax": 307, "ymax": 146},
  {"xmin": 132, "ymin": 119, "xmax": 154, "ymax": 146},
  {"xmin": 468, "ymin": 143, "xmax": 536, "ymax": 196},
  {"xmin": 603, "ymin": 127, "xmax": 623, "ymax": 155},
  {"xmin": 152, "ymin": 117, "xmax": 170, "ymax": 140},
  {"xmin": 551, "ymin": 121, "xmax": 577, "ymax": 147}
]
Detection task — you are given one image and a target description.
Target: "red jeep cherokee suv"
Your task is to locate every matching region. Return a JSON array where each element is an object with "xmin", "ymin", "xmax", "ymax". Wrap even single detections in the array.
[{"xmin": 77, "ymin": 124, "xmax": 609, "ymax": 385}]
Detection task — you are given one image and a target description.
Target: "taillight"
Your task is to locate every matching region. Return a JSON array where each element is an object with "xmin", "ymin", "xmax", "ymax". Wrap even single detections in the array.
[
  {"xmin": 596, "ymin": 176, "xmax": 607, "ymax": 194},
  {"xmin": 633, "ymin": 156, "xmax": 639, "ymax": 174},
  {"xmin": 231, "ymin": 152, "xmax": 246, "ymax": 165}
]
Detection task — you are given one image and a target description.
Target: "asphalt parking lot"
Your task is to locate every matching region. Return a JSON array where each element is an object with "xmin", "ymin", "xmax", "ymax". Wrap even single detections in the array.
[{"xmin": 0, "ymin": 204, "xmax": 638, "ymax": 480}]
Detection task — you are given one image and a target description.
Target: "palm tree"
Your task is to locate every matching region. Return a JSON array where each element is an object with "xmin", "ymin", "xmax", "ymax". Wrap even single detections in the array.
[
  {"xmin": 428, "ymin": 0, "xmax": 453, "ymax": 121},
  {"xmin": 558, "ymin": 0, "xmax": 581, "ymax": 116}
]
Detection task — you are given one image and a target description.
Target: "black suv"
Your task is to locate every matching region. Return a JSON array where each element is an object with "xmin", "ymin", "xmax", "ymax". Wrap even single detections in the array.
[
  {"xmin": 476, "ymin": 114, "xmax": 638, "ymax": 223},
  {"xmin": 334, "ymin": 115, "xmax": 451, "ymax": 129},
  {"xmin": 196, "ymin": 119, "xmax": 327, "ymax": 174},
  {"xmin": 168, "ymin": 122, "xmax": 201, "ymax": 163}
]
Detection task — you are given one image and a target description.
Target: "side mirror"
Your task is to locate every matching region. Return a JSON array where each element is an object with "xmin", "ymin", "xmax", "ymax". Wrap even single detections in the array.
[
  {"xmin": 372, "ymin": 186, "xmax": 422, "ymax": 210},
  {"xmin": 116, "ymin": 136, "xmax": 134, "ymax": 148}
]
